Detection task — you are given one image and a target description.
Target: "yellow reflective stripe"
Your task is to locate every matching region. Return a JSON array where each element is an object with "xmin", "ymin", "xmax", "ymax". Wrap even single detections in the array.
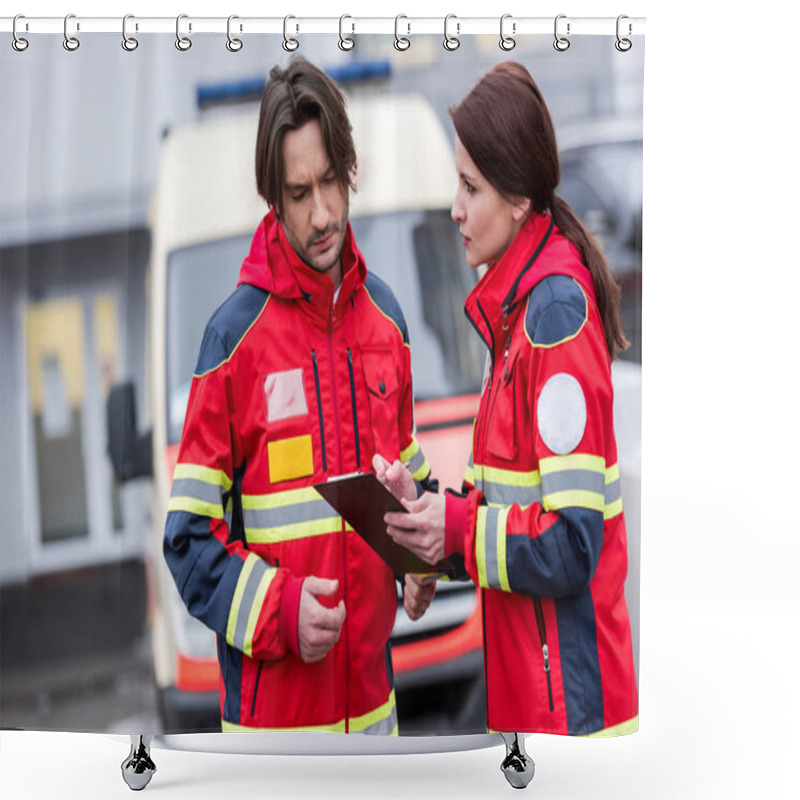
[
  {"xmin": 245, "ymin": 517, "xmax": 347, "ymax": 544},
  {"xmin": 464, "ymin": 464, "xmax": 475, "ymax": 487},
  {"xmin": 605, "ymin": 463, "xmax": 620, "ymax": 483},
  {"xmin": 349, "ymin": 690, "xmax": 397, "ymax": 733},
  {"xmin": 399, "ymin": 439, "xmax": 419, "ymax": 463},
  {"xmin": 474, "ymin": 462, "xmax": 541, "ymax": 488},
  {"xmin": 227, "ymin": 553, "xmax": 257, "ymax": 649},
  {"xmin": 543, "ymin": 489, "xmax": 605, "ymax": 513},
  {"xmin": 242, "ymin": 486, "xmax": 321, "ymax": 510},
  {"xmin": 475, "ymin": 507, "xmax": 488, "ymax": 589},
  {"xmin": 167, "ymin": 496, "xmax": 224, "ymax": 518},
  {"xmin": 221, "ymin": 718, "xmax": 347, "ymax": 733},
  {"xmin": 173, "ymin": 462, "xmax": 232, "ymax": 492},
  {"xmin": 584, "ymin": 715, "xmax": 639, "ymax": 738},
  {"xmin": 242, "ymin": 565, "xmax": 275, "ymax": 657},
  {"xmin": 604, "ymin": 497, "xmax": 623, "ymax": 520},
  {"xmin": 539, "ymin": 453, "xmax": 605, "ymax": 476},
  {"xmin": 495, "ymin": 507, "xmax": 511, "ymax": 592}
]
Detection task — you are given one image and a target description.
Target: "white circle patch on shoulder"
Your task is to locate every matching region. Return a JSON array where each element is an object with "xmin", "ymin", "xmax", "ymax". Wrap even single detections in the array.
[{"xmin": 537, "ymin": 373, "xmax": 587, "ymax": 455}]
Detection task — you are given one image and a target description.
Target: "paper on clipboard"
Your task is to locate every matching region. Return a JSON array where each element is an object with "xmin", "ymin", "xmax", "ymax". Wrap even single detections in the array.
[{"xmin": 314, "ymin": 472, "xmax": 454, "ymax": 578}]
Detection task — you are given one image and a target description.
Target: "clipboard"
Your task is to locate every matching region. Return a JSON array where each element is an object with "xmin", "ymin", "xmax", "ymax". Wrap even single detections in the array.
[{"xmin": 314, "ymin": 472, "xmax": 454, "ymax": 578}]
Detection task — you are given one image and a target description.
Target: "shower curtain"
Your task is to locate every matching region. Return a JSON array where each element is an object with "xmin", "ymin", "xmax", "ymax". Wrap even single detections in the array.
[{"xmin": 0, "ymin": 18, "xmax": 644, "ymax": 744}]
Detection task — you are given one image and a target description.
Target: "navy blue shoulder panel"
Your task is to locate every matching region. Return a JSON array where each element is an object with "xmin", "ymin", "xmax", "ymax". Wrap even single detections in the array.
[
  {"xmin": 364, "ymin": 271, "xmax": 409, "ymax": 345},
  {"xmin": 525, "ymin": 275, "xmax": 587, "ymax": 347},
  {"xmin": 194, "ymin": 284, "xmax": 270, "ymax": 375}
]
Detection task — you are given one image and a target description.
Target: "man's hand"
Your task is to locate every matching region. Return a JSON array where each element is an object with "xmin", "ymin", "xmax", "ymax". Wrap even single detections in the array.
[
  {"xmin": 403, "ymin": 573, "xmax": 437, "ymax": 621},
  {"xmin": 385, "ymin": 492, "xmax": 447, "ymax": 566},
  {"xmin": 373, "ymin": 453, "xmax": 416, "ymax": 503},
  {"xmin": 297, "ymin": 577, "xmax": 346, "ymax": 664}
]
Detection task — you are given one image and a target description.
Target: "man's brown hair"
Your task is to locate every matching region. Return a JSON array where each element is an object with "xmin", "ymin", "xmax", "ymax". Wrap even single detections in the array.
[{"xmin": 255, "ymin": 56, "xmax": 356, "ymax": 216}]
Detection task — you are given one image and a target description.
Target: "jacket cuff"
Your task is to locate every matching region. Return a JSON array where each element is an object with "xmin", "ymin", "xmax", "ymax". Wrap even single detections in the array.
[
  {"xmin": 278, "ymin": 573, "xmax": 304, "ymax": 657},
  {"xmin": 445, "ymin": 491, "xmax": 468, "ymax": 557}
]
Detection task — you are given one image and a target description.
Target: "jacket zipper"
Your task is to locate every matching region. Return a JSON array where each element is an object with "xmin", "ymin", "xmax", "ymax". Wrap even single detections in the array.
[
  {"xmin": 475, "ymin": 316, "xmax": 512, "ymax": 463},
  {"xmin": 328, "ymin": 303, "xmax": 350, "ymax": 733},
  {"xmin": 533, "ymin": 597, "xmax": 554, "ymax": 712},
  {"xmin": 346, "ymin": 349, "xmax": 361, "ymax": 469},
  {"xmin": 311, "ymin": 351, "xmax": 327, "ymax": 473}
]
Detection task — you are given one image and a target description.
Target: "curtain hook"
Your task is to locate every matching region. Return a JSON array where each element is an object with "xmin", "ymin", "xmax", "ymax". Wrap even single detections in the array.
[
  {"xmin": 499, "ymin": 14, "xmax": 516, "ymax": 51},
  {"xmin": 339, "ymin": 15, "xmax": 355, "ymax": 51},
  {"xmin": 615, "ymin": 15, "xmax": 632, "ymax": 51},
  {"xmin": 443, "ymin": 14, "xmax": 460, "ymax": 51},
  {"xmin": 63, "ymin": 13, "xmax": 80, "ymax": 51},
  {"xmin": 226, "ymin": 15, "xmax": 243, "ymax": 52},
  {"xmin": 176, "ymin": 14, "xmax": 192, "ymax": 50},
  {"xmin": 283, "ymin": 15, "xmax": 299, "ymax": 51},
  {"xmin": 122, "ymin": 14, "xmax": 138, "ymax": 51},
  {"xmin": 12, "ymin": 14, "xmax": 29, "ymax": 52},
  {"xmin": 554, "ymin": 14, "xmax": 570, "ymax": 51},
  {"xmin": 394, "ymin": 15, "xmax": 410, "ymax": 51}
]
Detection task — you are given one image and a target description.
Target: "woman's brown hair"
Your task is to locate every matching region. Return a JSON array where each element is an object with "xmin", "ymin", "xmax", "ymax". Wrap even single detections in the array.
[
  {"xmin": 255, "ymin": 56, "xmax": 356, "ymax": 217},
  {"xmin": 450, "ymin": 61, "xmax": 628, "ymax": 360}
]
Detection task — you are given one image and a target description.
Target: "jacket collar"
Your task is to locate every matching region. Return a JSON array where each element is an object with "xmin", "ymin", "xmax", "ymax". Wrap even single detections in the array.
[
  {"xmin": 464, "ymin": 211, "xmax": 591, "ymax": 358},
  {"xmin": 238, "ymin": 209, "xmax": 367, "ymax": 323}
]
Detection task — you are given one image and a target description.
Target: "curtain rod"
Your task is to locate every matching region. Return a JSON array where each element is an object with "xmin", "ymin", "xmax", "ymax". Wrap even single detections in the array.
[{"xmin": 1, "ymin": 15, "xmax": 646, "ymax": 37}]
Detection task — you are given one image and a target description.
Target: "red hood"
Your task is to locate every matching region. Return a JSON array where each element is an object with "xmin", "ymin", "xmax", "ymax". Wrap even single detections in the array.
[
  {"xmin": 464, "ymin": 212, "xmax": 593, "ymax": 357},
  {"xmin": 238, "ymin": 209, "xmax": 367, "ymax": 318}
]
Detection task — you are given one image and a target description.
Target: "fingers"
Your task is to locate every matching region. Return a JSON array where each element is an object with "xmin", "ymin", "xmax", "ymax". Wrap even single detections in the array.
[
  {"xmin": 372, "ymin": 452, "xmax": 390, "ymax": 479},
  {"xmin": 303, "ymin": 576, "xmax": 339, "ymax": 598},
  {"xmin": 403, "ymin": 573, "xmax": 437, "ymax": 621}
]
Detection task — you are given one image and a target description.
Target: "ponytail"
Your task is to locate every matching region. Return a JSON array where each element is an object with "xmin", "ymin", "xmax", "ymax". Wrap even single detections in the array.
[{"xmin": 550, "ymin": 196, "xmax": 629, "ymax": 361}]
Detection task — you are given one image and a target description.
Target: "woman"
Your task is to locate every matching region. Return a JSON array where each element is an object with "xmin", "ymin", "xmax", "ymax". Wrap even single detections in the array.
[{"xmin": 382, "ymin": 61, "xmax": 638, "ymax": 739}]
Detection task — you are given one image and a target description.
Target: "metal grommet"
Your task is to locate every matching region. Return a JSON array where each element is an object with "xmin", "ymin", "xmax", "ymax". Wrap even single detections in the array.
[
  {"xmin": 499, "ymin": 14, "xmax": 515, "ymax": 51},
  {"xmin": 394, "ymin": 15, "xmax": 410, "ymax": 51},
  {"xmin": 226, "ymin": 15, "xmax": 243, "ymax": 52},
  {"xmin": 122, "ymin": 14, "xmax": 138, "ymax": 51},
  {"xmin": 12, "ymin": 15, "xmax": 29, "ymax": 52},
  {"xmin": 63, "ymin": 13, "xmax": 80, "ymax": 51},
  {"xmin": 176, "ymin": 14, "xmax": 192, "ymax": 51},
  {"xmin": 443, "ymin": 14, "xmax": 460, "ymax": 51},
  {"xmin": 339, "ymin": 14, "xmax": 354, "ymax": 51},
  {"xmin": 283, "ymin": 15, "xmax": 299, "ymax": 51},
  {"xmin": 554, "ymin": 14, "xmax": 570, "ymax": 51},
  {"xmin": 615, "ymin": 15, "xmax": 632, "ymax": 52}
]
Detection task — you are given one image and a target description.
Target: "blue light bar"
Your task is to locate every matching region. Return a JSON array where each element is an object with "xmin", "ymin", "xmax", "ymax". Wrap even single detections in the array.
[{"xmin": 196, "ymin": 60, "xmax": 392, "ymax": 109}]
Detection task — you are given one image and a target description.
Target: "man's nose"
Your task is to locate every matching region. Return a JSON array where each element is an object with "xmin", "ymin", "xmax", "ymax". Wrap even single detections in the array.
[{"xmin": 311, "ymin": 188, "xmax": 329, "ymax": 230}]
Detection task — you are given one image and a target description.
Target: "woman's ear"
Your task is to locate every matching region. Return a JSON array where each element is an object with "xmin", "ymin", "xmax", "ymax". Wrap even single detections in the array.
[{"xmin": 511, "ymin": 196, "xmax": 532, "ymax": 222}]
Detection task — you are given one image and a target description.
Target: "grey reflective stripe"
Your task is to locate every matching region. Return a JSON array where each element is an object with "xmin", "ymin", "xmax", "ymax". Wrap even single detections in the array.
[
  {"xmin": 483, "ymin": 481, "xmax": 543, "ymax": 507},
  {"xmin": 355, "ymin": 705, "xmax": 398, "ymax": 736},
  {"xmin": 541, "ymin": 468, "xmax": 605, "ymax": 498},
  {"xmin": 224, "ymin": 498, "xmax": 233, "ymax": 532},
  {"xmin": 170, "ymin": 477, "xmax": 223, "ymax": 506},
  {"xmin": 605, "ymin": 476, "xmax": 622, "ymax": 505},
  {"xmin": 243, "ymin": 498, "xmax": 335, "ymax": 530},
  {"xmin": 483, "ymin": 506, "xmax": 502, "ymax": 589},
  {"xmin": 232, "ymin": 558, "xmax": 268, "ymax": 652},
  {"xmin": 407, "ymin": 447, "xmax": 426, "ymax": 475}
]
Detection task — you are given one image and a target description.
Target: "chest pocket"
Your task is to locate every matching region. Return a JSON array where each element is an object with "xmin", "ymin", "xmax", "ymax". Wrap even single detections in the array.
[
  {"xmin": 361, "ymin": 348, "xmax": 401, "ymax": 459},
  {"xmin": 485, "ymin": 349, "xmax": 519, "ymax": 463}
]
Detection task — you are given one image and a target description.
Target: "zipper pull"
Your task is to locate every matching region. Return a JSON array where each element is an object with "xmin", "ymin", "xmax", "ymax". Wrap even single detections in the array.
[
  {"xmin": 542, "ymin": 643, "xmax": 550, "ymax": 673},
  {"xmin": 503, "ymin": 336, "xmax": 511, "ymax": 364}
]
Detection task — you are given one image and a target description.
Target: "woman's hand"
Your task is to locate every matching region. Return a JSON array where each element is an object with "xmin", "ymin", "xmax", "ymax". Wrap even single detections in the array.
[
  {"xmin": 373, "ymin": 453, "xmax": 416, "ymax": 503},
  {"xmin": 403, "ymin": 573, "xmax": 437, "ymax": 621},
  {"xmin": 385, "ymin": 492, "xmax": 447, "ymax": 566}
]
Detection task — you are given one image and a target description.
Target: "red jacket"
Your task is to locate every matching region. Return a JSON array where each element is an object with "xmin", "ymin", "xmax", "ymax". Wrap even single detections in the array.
[
  {"xmin": 164, "ymin": 210, "xmax": 432, "ymax": 733},
  {"xmin": 446, "ymin": 212, "xmax": 638, "ymax": 736}
]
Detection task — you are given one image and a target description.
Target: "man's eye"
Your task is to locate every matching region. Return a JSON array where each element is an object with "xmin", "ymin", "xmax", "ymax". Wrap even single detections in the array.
[{"xmin": 292, "ymin": 192, "xmax": 306, "ymax": 202}]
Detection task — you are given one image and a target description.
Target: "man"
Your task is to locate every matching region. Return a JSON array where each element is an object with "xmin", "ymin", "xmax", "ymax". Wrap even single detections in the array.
[{"xmin": 163, "ymin": 57, "xmax": 436, "ymax": 734}]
